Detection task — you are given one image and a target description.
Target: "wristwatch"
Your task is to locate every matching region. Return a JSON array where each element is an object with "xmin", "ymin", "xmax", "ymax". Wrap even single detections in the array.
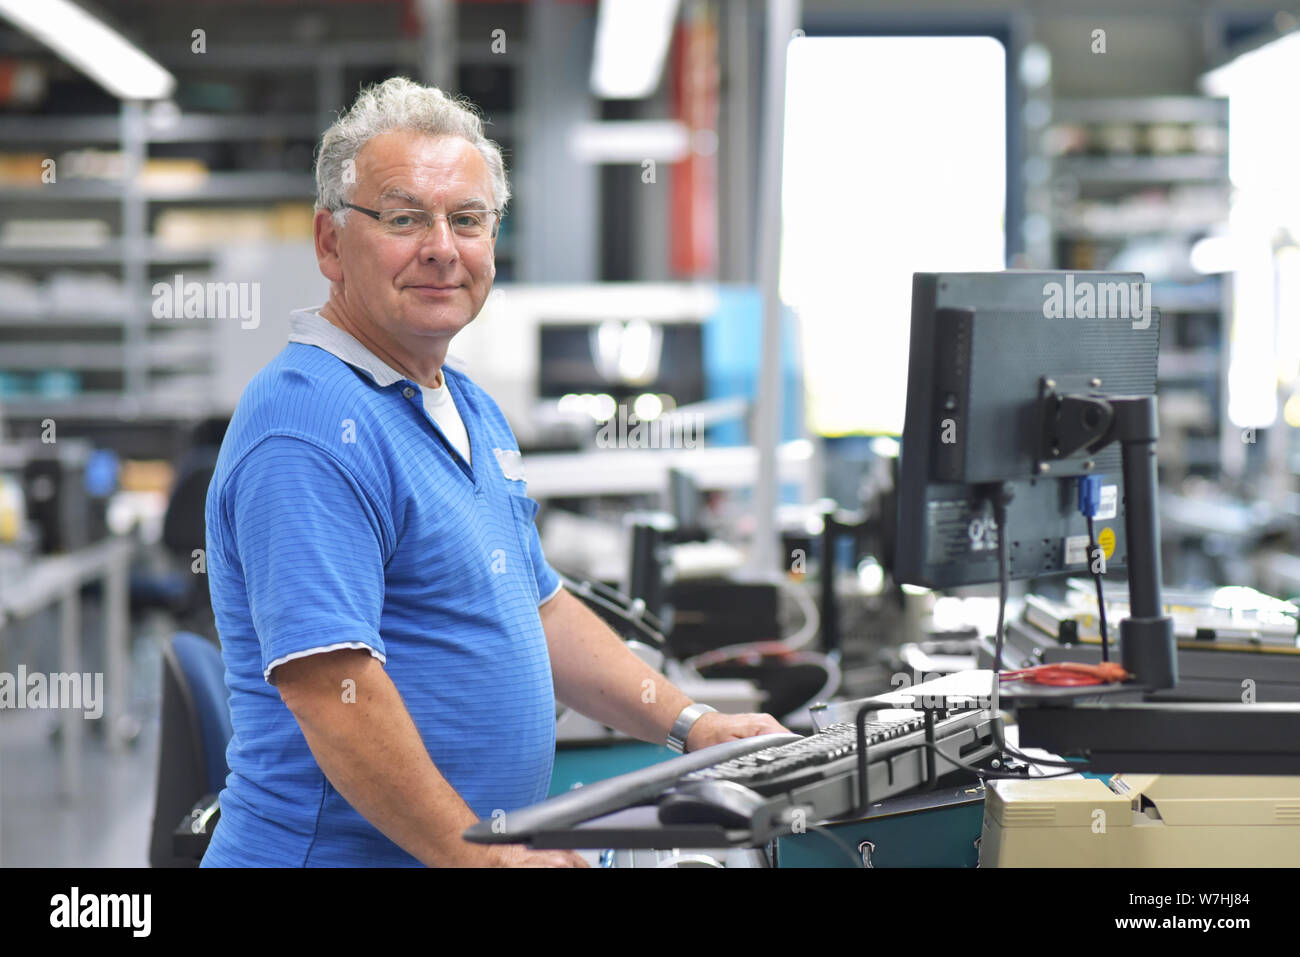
[{"xmin": 666, "ymin": 703, "xmax": 717, "ymax": 754}]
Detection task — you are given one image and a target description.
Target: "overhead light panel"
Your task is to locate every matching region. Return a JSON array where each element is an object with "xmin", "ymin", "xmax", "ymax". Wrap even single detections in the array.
[
  {"xmin": 591, "ymin": 0, "xmax": 680, "ymax": 99},
  {"xmin": 570, "ymin": 120, "xmax": 690, "ymax": 163},
  {"xmin": 0, "ymin": 0, "xmax": 175, "ymax": 100}
]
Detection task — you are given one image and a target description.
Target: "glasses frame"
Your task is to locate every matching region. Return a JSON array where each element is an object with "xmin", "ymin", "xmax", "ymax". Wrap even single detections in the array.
[{"xmin": 341, "ymin": 202, "xmax": 503, "ymax": 241}]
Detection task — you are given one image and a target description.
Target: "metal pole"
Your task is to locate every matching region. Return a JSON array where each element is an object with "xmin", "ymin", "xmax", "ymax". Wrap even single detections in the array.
[
  {"xmin": 418, "ymin": 0, "xmax": 458, "ymax": 92},
  {"xmin": 104, "ymin": 550, "xmax": 130, "ymax": 752},
  {"xmin": 747, "ymin": 0, "xmax": 800, "ymax": 574},
  {"xmin": 59, "ymin": 588, "xmax": 81, "ymax": 798}
]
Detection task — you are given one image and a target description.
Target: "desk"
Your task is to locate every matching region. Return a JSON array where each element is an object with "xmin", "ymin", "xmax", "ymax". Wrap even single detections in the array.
[{"xmin": 0, "ymin": 536, "xmax": 135, "ymax": 796}]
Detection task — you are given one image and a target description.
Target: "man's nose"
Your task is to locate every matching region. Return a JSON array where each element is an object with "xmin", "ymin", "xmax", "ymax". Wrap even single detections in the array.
[{"xmin": 417, "ymin": 216, "xmax": 459, "ymax": 263}]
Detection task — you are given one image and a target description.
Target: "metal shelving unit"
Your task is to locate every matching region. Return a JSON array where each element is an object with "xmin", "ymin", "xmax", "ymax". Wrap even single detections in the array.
[
  {"xmin": 1035, "ymin": 95, "xmax": 1232, "ymax": 481},
  {"xmin": 0, "ymin": 30, "xmax": 527, "ymax": 427}
]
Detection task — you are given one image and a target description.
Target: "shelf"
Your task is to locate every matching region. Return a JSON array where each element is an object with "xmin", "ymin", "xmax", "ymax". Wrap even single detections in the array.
[
  {"xmin": 0, "ymin": 240, "xmax": 228, "ymax": 265},
  {"xmin": 1051, "ymin": 97, "xmax": 1228, "ymax": 125},
  {"xmin": 144, "ymin": 114, "xmax": 320, "ymax": 142},
  {"xmin": 1054, "ymin": 221, "xmax": 1220, "ymax": 240},
  {"xmin": 1151, "ymin": 280, "xmax": 1224, "ymax": 313},
  {"xmin": 0, "ymin": 181, "xmax": 124, "ymax": 201},
  {"xmin": 0, "ymin": 341, "xmax": 211, "ymax": 370},
  {"xmin": 0, "ymin": 307, "xmax": 128, "ymax": 325},
  {"xmin": 0, "ymin": 245, "xmax": 123, "ymax": 265},
  {"xmin": 0, "ymin": 115, "xmax": 122, "ymax": 143},
  {"xmin": 0, "ymin": 344, "xmax": 124, "ymax": 371},
  {"xmin": 0, "ymin": 392, "xmax": 215, "ymax": 420},
  {"xmin": 1054, "ymin": 155, "xmax": 1229, "ymax": 184},
  {"xmin": 1158, "ymin": 350, "xmax": 1221, "ymax": 378},
  {"xmin": 0, "ymin": 172, "xmax": 316, "ymax": 202},
  {"xmin": 144, "ymin": 172, "xmax": 316, "ymax": 201}
]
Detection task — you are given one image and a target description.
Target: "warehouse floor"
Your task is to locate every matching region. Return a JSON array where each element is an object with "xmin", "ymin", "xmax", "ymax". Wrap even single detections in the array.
[{"xmin": 0, "ymin": 621, "xmax": 163, "ymax": 868}]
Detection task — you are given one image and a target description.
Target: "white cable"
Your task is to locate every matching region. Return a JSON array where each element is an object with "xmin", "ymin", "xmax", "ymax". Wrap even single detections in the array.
[{"xmin": 779, "ymin": 577, "xmax": 820, "ymax": 652}]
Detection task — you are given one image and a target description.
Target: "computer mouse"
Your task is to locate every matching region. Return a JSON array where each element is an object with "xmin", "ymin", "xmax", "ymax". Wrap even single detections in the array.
[{"xmin": 657, "ymin": 779, "xmax": 767, "ymax": 829}]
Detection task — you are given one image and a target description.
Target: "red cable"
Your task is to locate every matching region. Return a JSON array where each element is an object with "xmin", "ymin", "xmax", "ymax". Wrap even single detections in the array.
[{"xmin": 1000, "ymin": 661, "xmax": 1129, "ymax": 686}]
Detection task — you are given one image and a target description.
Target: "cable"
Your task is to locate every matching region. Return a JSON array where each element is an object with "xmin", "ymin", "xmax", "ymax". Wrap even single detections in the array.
[
  {"xmin": 1001, "ymin": 662, "xmax": 1129, "ymax": 686},
  {"xmin": 581, "ymin": 576, "xmax": 668, "ymax": 633},
  {"xmin": 779, "ymin": 576, "xmax": 820, "ymax": 651},
  {"xmin": 988, "ymin": 484, "xmax": 1011, "ymax": 753},
  {"xmin": 919, "ymin": 740, "xmax": 1088, "ymax": 780},
  {"xmin": 984, "ymin": 485, "xmax": 1097, "ymax": 770},
  {"xmin": 1086, "ymin": 514, "xmax": 1111, "ymax": 662},
  {"xmin": 555, "ymin": 571, "xmax": 667, "ymax": 649},
  {"xmin": 678, "ymin": 577, "xmax": 835, "ymax": 718}
]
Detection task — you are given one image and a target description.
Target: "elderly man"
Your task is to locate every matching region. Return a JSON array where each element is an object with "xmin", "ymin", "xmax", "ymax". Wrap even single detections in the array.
[{"xmin": 201, "ymin": 77, "xmax": 787, "ymax": 867}]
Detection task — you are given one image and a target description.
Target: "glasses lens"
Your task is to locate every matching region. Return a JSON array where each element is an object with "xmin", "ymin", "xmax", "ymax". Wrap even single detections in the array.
[
  {"xmin": 376, "ymin": 208, "xmax": 498, "ymax": 239},
  {"xmin": 449, "ymin": 210, "xmax": 495, "ymax": 237},
  {"xmin": 379, "ymin": 209, "xmax": 431, "ymax": 235}
]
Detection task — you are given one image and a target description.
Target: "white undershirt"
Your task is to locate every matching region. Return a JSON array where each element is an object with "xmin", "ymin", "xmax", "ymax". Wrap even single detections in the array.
[{"xmin": 422, "ymin": 375, "xmax": 471, "ymax": 466}]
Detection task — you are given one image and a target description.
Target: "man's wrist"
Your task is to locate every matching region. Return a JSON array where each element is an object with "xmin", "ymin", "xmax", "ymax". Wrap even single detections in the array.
[{"xmin": 666, "ymin": 702, "xmax": 717, "ymax": 753}]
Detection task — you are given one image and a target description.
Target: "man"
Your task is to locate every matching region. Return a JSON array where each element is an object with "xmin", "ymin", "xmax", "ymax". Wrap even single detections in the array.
[{"xmin": 202, "ymin": 77, "xmax": 788, "ymax": 867}]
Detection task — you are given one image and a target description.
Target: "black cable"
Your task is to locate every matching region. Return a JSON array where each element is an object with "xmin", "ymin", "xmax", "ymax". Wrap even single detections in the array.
[
  {"xmin": 579, "ymin": 576, "xmax": 667, "ymax": 633},
  {"xmin": 919, "ymin": 741, "xmax": 1089, "ymax": 780},
  {"xmin": 555, "ymin": 571, "xmax": 667, "ymax": 649},
  {"xmin": 986, "ymin": 486, "xmax": 1094, "ymax": 770},
  {"xmin": 1086, "ymin": 515, "xmax": 1111, "ymax": 662},
  {"xmin": 988, "ymin": 485, "xmax": 1011, "ymax": 753}
]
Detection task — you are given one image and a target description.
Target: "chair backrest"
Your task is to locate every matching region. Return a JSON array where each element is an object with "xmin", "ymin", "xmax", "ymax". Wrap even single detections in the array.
[
  {"xmin": 170, "ymin": 631, "xmax": 233, "ymax": 793},
  {"xmin": 149, "ymin": 631, "xmax": 232, "ymax": 867},
  {"xmin": 161, "ymin": 446, "xmax": 220, "ymax": 565}
]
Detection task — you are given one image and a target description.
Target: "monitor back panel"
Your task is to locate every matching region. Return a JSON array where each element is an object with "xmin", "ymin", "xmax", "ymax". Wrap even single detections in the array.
[{"xmin": 896, "ymin": 271, "xmax": 1160, "ymax": 589}]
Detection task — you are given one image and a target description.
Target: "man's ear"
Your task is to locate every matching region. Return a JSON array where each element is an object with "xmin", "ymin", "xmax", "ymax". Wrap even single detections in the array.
[{"xmin": 314, "ymin": 208, "xmax": 345, "ymax": 283}]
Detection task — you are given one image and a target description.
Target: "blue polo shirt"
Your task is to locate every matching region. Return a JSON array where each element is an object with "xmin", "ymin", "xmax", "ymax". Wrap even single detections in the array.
[{"xmin": 201, "ymin": 310, "xmax": 561, "ymax": 867}]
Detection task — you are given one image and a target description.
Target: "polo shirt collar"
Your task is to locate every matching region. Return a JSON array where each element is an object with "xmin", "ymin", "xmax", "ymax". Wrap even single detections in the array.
[
  {"xmin": 288, "ymin": 307, "xmax": 469, "ymax": 389},
  {"xmin": 288, "ymin": 307, "xmax": 409, "ymax": 387}
]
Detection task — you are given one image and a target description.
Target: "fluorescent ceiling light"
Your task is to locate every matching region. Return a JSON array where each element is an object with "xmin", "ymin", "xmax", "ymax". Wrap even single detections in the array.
[
  {"xmin": 591, "ymin": 0, "xmax": 680, "ymax": 99},
  {"xmin": 0, "ymin": 0, "xmax": 175, "ymax": 100},
  {"xmin": 570, "ymin": 120, "xmax": 690, "ymax": 163}
]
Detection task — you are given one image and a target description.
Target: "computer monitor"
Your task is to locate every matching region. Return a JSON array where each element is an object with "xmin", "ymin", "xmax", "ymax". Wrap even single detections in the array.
[
  {"xmin": 894, "ymin": 270, "xmax": 1176, "ymax": 689},
  {"xmin": 537, "ymin": 321, "xmax": 706, "ymax": 408}
]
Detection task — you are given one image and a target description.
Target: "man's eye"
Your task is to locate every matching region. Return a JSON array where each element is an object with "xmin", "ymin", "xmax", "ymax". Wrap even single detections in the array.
[
  {"xmin": 451, "ymin": 213, "xmax": 484, "ymax": 229},
  {"xmin": 388, "ymin": 214, "xmax": 418, "ymax": 228}
]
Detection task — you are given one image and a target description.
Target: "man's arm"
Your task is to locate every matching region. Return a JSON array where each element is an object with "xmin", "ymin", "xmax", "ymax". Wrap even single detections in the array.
[
  {"xmin": 275, "ymin": 648, "xmax": 585, "ymax": 867},
  {"xmin": 540, "ymin": 588, "xmax": 788, "ymax": 751}
]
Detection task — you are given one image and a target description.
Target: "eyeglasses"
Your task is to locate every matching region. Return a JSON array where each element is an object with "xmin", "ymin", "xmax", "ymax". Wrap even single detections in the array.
[{"xmin": 341, "ymin": 203, "xmax": 502, "ymax": 241}]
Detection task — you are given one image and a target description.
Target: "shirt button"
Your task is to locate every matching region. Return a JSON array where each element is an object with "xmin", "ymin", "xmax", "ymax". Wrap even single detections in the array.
[{"xmin": 402, "ymin": 386, "xmax": 415, "ymax": 399}]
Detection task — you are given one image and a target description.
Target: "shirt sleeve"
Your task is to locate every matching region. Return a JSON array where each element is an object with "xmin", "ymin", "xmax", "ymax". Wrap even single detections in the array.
[
  {"xmin": 524, "ymin": 510, "xmax": 562, "ymax": 606},
  {"xmin": 222, "ymin": 434, "xmax": 389, "ymax": 682}
]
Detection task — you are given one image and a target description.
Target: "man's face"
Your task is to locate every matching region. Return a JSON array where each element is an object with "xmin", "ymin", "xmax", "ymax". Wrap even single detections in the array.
[{"xmin": 317, "ymin": 130, "xmax": 497, "ymax": 346}]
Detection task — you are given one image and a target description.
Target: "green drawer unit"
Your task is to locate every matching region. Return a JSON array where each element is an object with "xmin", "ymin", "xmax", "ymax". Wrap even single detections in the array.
[{"xmin": 777, "ymin": 785, "xmax": 987, "ymax": 868}]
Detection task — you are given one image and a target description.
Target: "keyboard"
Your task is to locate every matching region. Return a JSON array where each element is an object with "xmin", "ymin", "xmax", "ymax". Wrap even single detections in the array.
[
  {"xmin": 462, "ymin": 708, "xmax": 999, "ymax": 849},
  {"xmin": 656, "ymin": 708, "xmax": 999, "ymax": 839},
  {"xmin": 678, "ymin": 713, "xmax": 953, "ymax": 796}
]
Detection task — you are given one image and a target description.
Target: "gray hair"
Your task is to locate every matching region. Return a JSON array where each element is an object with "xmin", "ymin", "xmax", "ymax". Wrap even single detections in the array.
[{"xmin": 315, "ymin": 76, "xmax": 510, "ymax": 224}]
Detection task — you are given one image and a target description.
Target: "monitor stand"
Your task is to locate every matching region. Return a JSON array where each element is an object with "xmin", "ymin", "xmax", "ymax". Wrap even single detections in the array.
[{"xmin": 1010, "ymin": 387, "xmax": 1300, "ymax": 773}]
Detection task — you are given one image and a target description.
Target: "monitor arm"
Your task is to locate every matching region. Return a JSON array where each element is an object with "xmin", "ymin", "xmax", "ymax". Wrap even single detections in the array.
[{"xmin": 1039, "ymin": 388, "xmax": 1177, "ymax": 690}]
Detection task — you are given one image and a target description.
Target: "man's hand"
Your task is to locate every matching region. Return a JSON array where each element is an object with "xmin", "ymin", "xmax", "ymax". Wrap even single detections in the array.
[
  {"xmin": 685, "ymin": 711, "xmax": 791, "ymax": 753},
  {"xmin": 485, "ymin": 845, "xmax": 589, "ymax": 868}
]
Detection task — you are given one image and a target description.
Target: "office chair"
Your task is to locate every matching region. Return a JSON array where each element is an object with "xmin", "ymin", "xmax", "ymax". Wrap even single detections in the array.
[
  {"xmin": 149, "ymin": 631, "xmax": 231, "ymax": 867},
  {"xmin": 131, "ymin": 418, "xmax": 227, "ymax": 638}
]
